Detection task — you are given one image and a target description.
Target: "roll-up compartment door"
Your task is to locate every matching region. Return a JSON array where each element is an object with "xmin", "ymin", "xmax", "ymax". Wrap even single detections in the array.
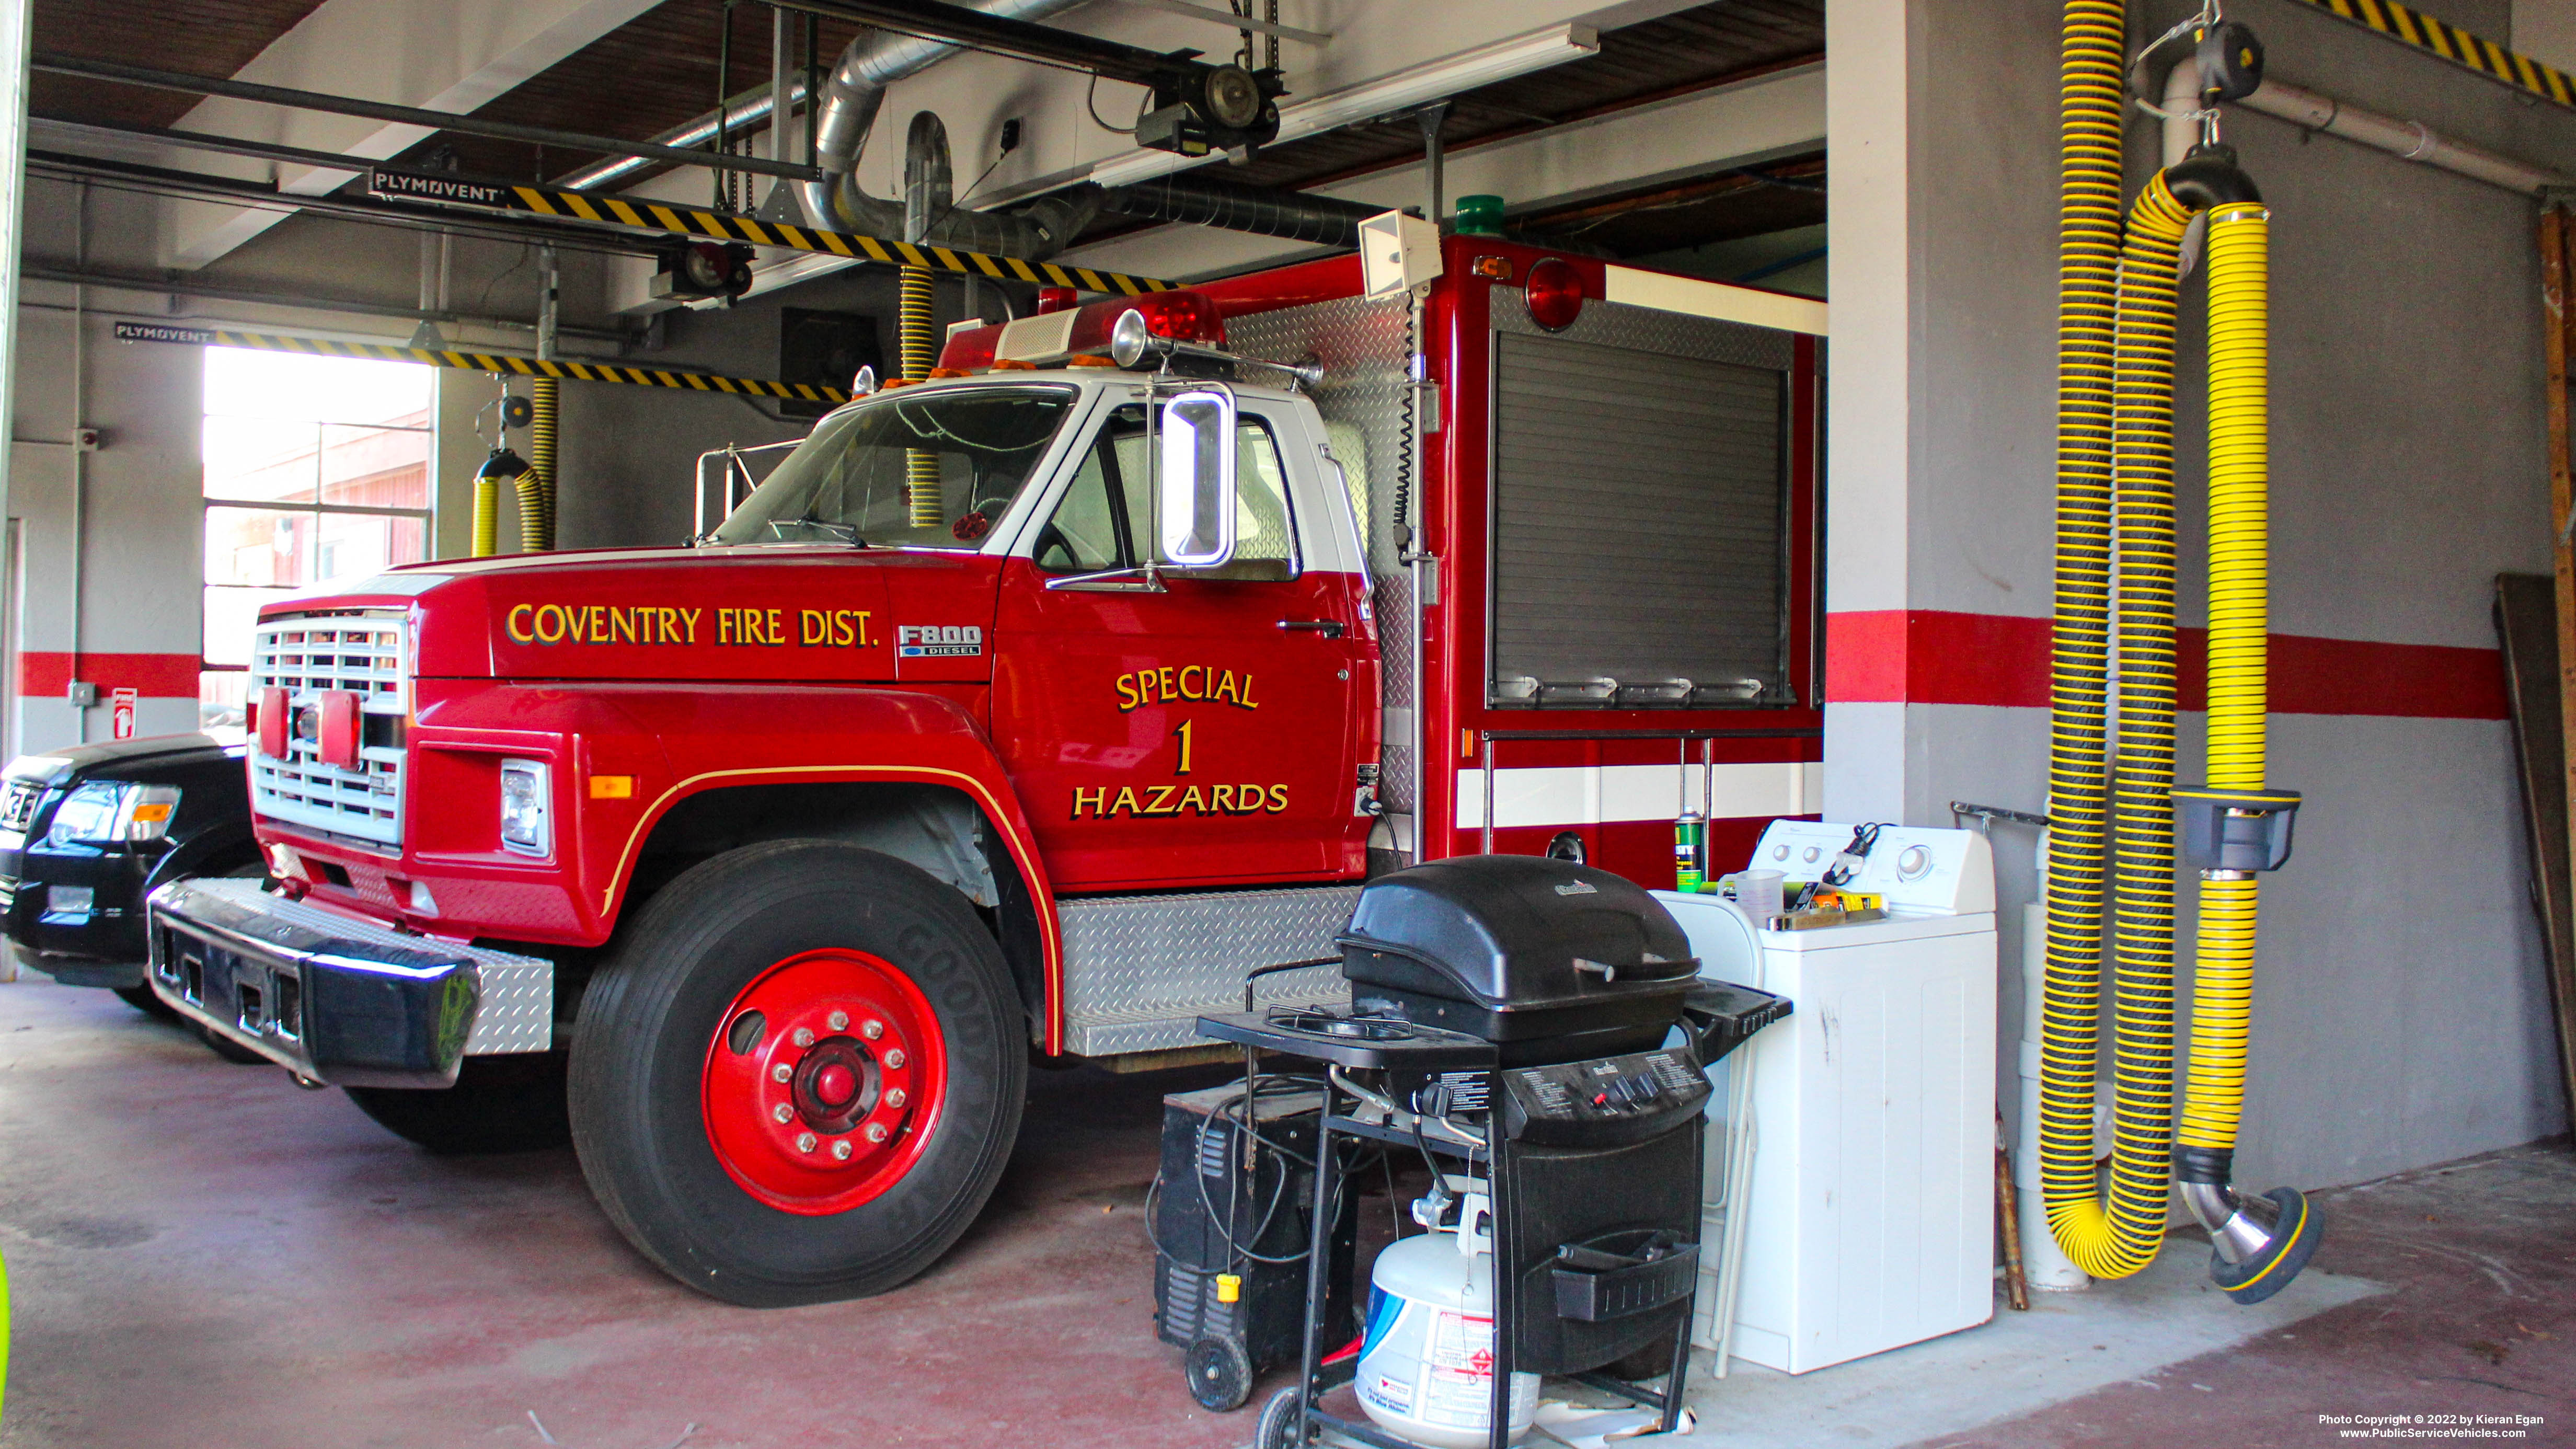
[{"xmin": 1489, "ymin": 330, "xmax": 1790, "ymax": 709}]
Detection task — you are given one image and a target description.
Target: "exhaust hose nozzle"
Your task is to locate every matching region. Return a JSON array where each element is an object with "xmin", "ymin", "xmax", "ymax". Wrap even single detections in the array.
[{"xmin": 2181, "ymin": 1180, "xmax": 2323, "ymax": 1304}]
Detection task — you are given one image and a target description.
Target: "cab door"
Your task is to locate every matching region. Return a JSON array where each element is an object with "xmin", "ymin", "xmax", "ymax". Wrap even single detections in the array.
[{"xmin": 991, "ymin": 398, "xmax": 1374, "ymax": 891}]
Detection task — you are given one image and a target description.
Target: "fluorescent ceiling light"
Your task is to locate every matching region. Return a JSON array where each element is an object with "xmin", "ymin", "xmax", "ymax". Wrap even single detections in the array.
[{"xmin": 1087, "ymin": 22, "xmax": 1601, "ymax": 188}]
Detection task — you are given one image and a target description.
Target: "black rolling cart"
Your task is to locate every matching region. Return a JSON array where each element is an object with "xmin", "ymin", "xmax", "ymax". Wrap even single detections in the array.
[{"xmin": 1187, "ymin": 855, "xmax": 1790, "ymax": 1449}]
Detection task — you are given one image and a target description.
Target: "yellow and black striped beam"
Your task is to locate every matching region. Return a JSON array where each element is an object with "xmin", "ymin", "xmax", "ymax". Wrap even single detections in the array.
[
  {"xmin": 111, "ymin": 320, "xmax": 850, "ymax": 406},
  {"xmin": 2291, "ymin": 0, "xmax": 2576, "ymax": 109},
  {"xmin": 367, "ymin": 167, "xmax": 1175, "ymax": 298}
]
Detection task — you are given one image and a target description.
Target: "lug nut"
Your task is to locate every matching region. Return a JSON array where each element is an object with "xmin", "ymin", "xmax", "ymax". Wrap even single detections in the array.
[
  {"xmin": 882, "ymin": 1048, "xmax": 906, "ymax": 1069},
  {"xmin": 831, "ymin": 1139, "xmax": 854, "ymax": 1160},
  {"xmin": 865, "ymin": 1122, "xmax": 890, "ymax": 1143},
  {"xmin": 773, "ymin": 1103, "xmax": 795, "ymax": 1123},
  {"xmin": 885, "ymin": 1088, "xmax": 907, "ymax": 1109},
  {"xmin": 797, "ymin": 1132, "xmax": 818, "ymax": 1153},
  {"xmin": 861, "ymin": 1019, "xmax": 884, "ymax": 1040},
  {"xmin": 827, "ymin": 1010, "xmax": 849, "ymax": 1031},
  {"xmin": 792, "ymin": 1027, "xmax": 815, "ymax": 1048},
  {"xmin": 772, "ymin": 1063, "xmax": 793, "ymax": 1083}
]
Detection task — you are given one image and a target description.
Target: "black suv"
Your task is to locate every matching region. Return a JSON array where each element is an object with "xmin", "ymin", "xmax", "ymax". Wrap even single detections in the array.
[{"xmin": 2, "ymin": 733, "xmax": 259, "ymax": 1015}]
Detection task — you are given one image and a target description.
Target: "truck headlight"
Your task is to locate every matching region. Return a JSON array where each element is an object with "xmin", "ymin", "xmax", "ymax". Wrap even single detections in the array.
[
  {"xmin": 47, "ymin": 783, "xmax": 181, "ymax": 847},
  {"xmin": 499, "ymin": 759, "xmax": 552, "ymax": 858}
]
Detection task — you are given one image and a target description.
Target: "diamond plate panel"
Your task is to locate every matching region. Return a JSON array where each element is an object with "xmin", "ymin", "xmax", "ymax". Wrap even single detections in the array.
[
  {"xmin": 1058, "ymin": 885, "xmax": 1357, "ymax": 1056},
  {"xmin": 1232, "ymin": 296, "xmax": 1419, "ymax": 818},
  {"xmin": 1491, "ymin": 294, "xmax": 1797, "ymax": 370},
  {"xmin": 465, "ymin": 962, "xmax": 556, "ymax": 1055}
]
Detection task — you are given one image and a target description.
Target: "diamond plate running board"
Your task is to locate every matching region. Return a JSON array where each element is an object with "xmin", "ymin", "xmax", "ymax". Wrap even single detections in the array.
[{"xmin": 1056, "ymin": 885, "xmax": 1358, "ymax": 1056}]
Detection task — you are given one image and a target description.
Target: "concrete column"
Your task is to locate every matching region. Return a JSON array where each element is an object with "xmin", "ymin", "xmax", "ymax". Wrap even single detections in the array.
[{"xmin": 1818, "ymin": 0, "xmax": 1915, "ymax": 825}]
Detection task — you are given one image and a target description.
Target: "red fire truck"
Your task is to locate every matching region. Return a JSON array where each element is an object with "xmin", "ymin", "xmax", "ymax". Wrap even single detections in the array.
[{"xmin": 148, "ymin": 228, "xmax": 1824, "ymax": 1305}]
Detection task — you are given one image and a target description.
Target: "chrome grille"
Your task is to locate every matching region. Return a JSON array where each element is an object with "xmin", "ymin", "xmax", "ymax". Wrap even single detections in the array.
[
  {"xmin": 250, "ymin": 612, "xmax": 408, "ymax": 847},
  {"xmin": 0, "ymin": 780, "xmax": 45, "ymax": 833}
]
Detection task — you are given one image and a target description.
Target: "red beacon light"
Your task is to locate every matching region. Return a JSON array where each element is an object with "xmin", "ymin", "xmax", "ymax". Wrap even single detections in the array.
[{"xmin": 935, "ymin": 289, "xmax": 1229, "ymax": 373}]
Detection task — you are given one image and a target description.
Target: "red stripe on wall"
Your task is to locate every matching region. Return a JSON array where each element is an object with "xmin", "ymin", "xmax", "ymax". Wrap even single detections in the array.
[
  {"xmin": 16, "ymin": 652, "xmax": 203, "ymax": 698},
  {"xmin": 1827, "ymin": 611, "xmax": 2507, "ymax": 720}
]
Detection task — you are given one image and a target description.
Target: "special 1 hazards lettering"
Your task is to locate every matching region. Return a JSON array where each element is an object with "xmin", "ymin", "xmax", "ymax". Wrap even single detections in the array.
[{"xmin": 1074, "ymin": 663, "xmax": 1286, "ymax": 820}]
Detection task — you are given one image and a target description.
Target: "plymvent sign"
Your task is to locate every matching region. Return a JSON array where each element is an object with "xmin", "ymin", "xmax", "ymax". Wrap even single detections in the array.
[{"xmin": 366, "ymin": 168, "xmax": 513, "ymax": 209}]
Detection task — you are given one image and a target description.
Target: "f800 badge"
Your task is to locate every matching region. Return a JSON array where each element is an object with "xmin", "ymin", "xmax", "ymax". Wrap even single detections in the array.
[{"xmin": 898, "ymin": 625, "xmax": 983, "ymax": 658}]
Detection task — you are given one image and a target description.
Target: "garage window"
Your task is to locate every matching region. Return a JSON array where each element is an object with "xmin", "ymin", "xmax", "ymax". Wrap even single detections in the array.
[{"xmin": 199, "ymin": 348, "xmax": 432, "ymax": 731}]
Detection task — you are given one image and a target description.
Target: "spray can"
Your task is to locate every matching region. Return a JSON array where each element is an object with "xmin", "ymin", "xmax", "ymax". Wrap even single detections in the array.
[{"xmin": 1674, "ymin": 809, "xmax": 1707, "ymax": 893}]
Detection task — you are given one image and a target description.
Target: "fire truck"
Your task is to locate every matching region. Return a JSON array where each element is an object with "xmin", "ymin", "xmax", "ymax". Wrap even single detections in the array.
[{"xmin": 147, "ymin": 226, "xmax": 1824, "ymax": 1305}]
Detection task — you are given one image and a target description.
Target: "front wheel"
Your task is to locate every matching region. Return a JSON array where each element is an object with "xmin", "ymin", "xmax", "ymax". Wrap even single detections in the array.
[
  {"xmin": 569, "ymin": 840, "xmax": 1026, "ymax": 1307},
  {"xmin": 114, "ymin": 984, "xmax": 181, "ymax": 1023},
  {"xmin": 346, "ymin": 1052, "xmax": 572, "ymax": 1154}
]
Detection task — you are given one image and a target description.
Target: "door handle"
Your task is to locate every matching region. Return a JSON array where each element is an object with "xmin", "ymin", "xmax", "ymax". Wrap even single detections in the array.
[{"xmin": 1279, "ymin": 619, "xmax": 1346, "ymax": 639}]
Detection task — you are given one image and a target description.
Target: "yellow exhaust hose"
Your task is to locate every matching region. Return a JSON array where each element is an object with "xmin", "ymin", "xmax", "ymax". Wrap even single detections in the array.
[
  {"xmin": 2042, "ymin": 170, "xmax": 2199, "ymax": 1280},
  {"xmin": 899, "ymin": 265, "xmax": 943, "ymax": 528},
  {"xmin": 470, "ymin": 475, "xmax": 500, "ymax": 558},
  {"xmin": 473, "ymin": 447, "xmax": 537, "ymax": 558},
  {"xmin": 525, "ymin": 377, "xmax": 559, "ymax": 551},
  {"xmin": 2183, "ymin": 203, "xmax": 2271, "ymax": 1162},
  {"xmin": 2041, "ymin": 0, "xmax": 2152, "ymax": 1280}
]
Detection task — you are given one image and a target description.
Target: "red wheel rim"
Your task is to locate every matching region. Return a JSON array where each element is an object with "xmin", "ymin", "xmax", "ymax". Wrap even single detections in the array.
[{"xmin": 702, "ymin": 948, "xmax": 948, "ymax": 1215}]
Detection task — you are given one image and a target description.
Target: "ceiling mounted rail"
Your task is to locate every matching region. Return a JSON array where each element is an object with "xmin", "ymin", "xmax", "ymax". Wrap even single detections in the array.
[
  {"xmin": 31, "ymin": 52, "xmax": 824, "ymax": 182},
  {"xmin": 25, "ymin": 150, "xmax": 663, "ymax": 259}
]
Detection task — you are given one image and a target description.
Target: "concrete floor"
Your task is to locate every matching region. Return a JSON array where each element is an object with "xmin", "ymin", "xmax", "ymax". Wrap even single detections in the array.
[{"xmin": 0, "ymin": 976, "xmax": 2570, "ymax": 1449}]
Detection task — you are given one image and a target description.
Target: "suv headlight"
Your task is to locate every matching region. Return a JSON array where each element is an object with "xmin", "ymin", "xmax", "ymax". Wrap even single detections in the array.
[
  {"xmin": 48, "ymin": 783, "xmax": 181, "ymax": 847},
  {"xmin": 499, "ymin": 759, "xmax": 552, "ymax": 858}
]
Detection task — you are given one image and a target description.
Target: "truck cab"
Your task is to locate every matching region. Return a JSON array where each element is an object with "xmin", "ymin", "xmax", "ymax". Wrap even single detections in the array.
[
  {"xmin": 148, "ymin": 240, "xmax": 1825, "ymax": 1308},
  {"xmin": 150, "ymin": 300, "xmax": 1381, "ymax": 1305}
]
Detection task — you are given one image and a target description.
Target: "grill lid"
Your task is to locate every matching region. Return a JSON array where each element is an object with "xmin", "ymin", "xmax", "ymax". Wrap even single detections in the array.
[{"xmin": 1336, "ymin": 856, "xmax": 1698, "ymax": 1018}]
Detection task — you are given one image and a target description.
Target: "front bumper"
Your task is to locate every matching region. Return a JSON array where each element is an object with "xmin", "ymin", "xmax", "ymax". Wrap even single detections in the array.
[
  {"xmin": 146, "ymin": 877, "xmax": 553, "ymax": 1087},
  {"xmin": 0, "ymin": 850, "xmax": 154, "ymax": 969}
]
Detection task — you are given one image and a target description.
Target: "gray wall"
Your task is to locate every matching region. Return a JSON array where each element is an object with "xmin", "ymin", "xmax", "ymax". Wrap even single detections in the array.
[
  {"xmin": 555, "ymin": 267, "xmax": 957, "ymax": 551},
  {"xmin": 1825, "ymin": 0, "xmax": 2573, "ymax": 1193}
]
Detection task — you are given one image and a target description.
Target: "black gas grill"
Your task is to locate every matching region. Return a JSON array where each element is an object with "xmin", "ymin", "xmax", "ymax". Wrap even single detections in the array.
[{"xmin": 1191, "ymin": 855, "xmax": 1789, "ymax": 1449}]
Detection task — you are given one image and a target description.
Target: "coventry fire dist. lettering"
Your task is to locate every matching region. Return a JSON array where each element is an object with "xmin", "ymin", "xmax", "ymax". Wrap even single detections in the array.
[
  {"xmin": 504, "ymin": 603, "xmax": 873, "ymax": 648},
  {"xmin": 1072, "ymin": 784, "xmax": 1290, "ymax": 818},
  {"xmin": 1112, "ymin": 665, "xmax": 1259, "ymax": 712}
]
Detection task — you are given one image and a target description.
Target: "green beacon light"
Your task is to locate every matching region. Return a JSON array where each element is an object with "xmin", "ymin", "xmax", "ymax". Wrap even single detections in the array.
[{"xmin": 1453, "ymin": 193, "xmax": 1506, "ymax": 237}]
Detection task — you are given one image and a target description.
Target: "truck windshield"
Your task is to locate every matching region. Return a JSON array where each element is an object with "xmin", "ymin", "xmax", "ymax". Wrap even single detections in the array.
[{"xmin": 710, "ymin": 385, "xmax": 1077, "ymax": 548}]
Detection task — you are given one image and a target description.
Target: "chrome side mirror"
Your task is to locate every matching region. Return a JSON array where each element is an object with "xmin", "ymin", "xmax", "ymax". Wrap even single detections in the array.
[{"xmin": 1158, "ymin": 388, "xmax": 1237, "ymax": 568}]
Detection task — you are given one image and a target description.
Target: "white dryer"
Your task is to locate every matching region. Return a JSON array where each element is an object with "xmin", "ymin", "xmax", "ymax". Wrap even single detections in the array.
[{"xmin": 1658, "ymin": 821, "xmax": 1998, "ymax": 1374}]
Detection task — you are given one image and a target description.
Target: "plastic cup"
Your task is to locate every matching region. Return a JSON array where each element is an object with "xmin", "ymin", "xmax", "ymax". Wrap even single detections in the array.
[{"xmin": 1736, "ymin": 870, "xmax": 1785, "ymax": 922}]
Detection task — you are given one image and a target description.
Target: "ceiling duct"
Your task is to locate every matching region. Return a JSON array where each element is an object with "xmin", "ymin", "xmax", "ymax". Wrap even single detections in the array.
[
  {"xmin": 1094, "ymin": 173, "xmax": 1379, "ymax": 248},
  {"xmin": 803, "ymin": 2, "xmax": 1384, "ymax": 258},
  {"xmin": 799, "ymin": 0, "xmax": 1094, "ymax": 250}
]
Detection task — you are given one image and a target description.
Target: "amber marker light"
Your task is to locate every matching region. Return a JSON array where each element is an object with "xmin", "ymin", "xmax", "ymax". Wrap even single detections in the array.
[{"xmin": 590, "ymin": 776, "xmax": 636, "ymax": 800}]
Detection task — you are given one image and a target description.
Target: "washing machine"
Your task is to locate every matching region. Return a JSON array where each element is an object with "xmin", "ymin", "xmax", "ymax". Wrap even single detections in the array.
[{"xmin": 1657, "ymin": 821, "xmax": 1997, "ymax": 1374}]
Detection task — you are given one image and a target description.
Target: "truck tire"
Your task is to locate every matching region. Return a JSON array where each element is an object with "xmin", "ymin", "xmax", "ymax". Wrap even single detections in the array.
[
  {"xmin": 345, "ymin": 1052, "xmax": 573, "ymax": 1154},
  {"xmin": 114, "ymin": 984, "xmax": 181, "ymax": 1023},
  {"xmin": 569, "ymin": 840, "xmax": 1026, "ymax": 1307}
]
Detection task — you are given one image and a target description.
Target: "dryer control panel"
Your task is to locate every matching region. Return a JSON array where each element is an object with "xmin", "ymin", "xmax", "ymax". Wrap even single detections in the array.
[{"xmin": 1744, "ymin": 822, "xmax": 1995, "ymax": 915}]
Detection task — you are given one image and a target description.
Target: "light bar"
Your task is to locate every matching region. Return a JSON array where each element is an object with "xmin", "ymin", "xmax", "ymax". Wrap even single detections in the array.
[{"xmin": 1087, "ymin": 23, "xmax": 1601, "ymax": 188}]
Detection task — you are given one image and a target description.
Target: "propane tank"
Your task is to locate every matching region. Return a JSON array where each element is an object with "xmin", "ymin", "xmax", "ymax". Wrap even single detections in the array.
[
  {"xmin": 1354, "ymin": 1184, "xmax": 1539, "ymax": 1449},
  {"xmin": 1674, "ymin": 808, "xmax": 1707, "ymax": 893}
]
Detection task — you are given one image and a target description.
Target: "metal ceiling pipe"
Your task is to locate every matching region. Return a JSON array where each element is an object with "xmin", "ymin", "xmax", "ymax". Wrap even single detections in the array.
[
  {"xmin": 31, "ymin": 52, "xmax": 819, "ymax": 182},
  {"xmin": 798, "ymin": 0, "xmax": 1090, "ymax": 246},
  {"xmin": 1093, "ymin": 173, "xmax": 1381, "ymax": 247},
  {"xmin": 558, "ymin": 81, "xmax": 810, "ymax": 191},
  {"xmin": 2155, "ymin": 55, "xmax": 2568, "ymax": 196}
]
